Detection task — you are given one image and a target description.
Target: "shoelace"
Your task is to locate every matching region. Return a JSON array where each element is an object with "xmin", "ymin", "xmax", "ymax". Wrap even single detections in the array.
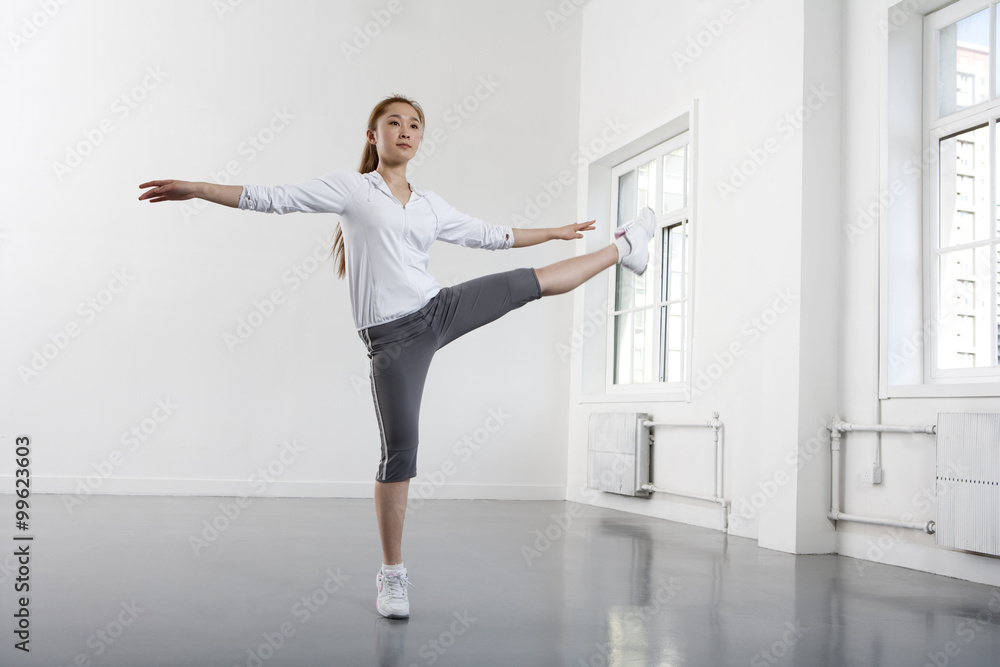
[{"xmin": 383, "ymin": 571, "xmax": 413, "ymax": 600}]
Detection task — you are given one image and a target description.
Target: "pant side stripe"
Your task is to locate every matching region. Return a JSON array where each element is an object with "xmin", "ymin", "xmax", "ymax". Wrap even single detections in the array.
[{"xmin": 363, "ymin": 330, "xmax": 389, "ymax": 480}]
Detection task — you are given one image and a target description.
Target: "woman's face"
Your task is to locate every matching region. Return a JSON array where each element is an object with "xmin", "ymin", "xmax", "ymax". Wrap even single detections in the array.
[{"xmin": 369, "ymin": 102, "xmax": 422, "ymax": 165}]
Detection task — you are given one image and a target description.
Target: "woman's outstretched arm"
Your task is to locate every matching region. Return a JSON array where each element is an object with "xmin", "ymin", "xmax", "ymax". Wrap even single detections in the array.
[
  {"xmin": 140, "ymin": 172, "xmax": 360, "ymax": 215},
  {"xmin": 511, "ymin": 220, "xmax": 595, "ymax": 248},
  {"xmin": 138, "ymin": 180, "xmax": 242, "ymax": 207}
]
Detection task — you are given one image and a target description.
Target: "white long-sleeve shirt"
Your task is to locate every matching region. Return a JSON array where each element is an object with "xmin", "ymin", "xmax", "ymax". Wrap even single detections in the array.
[{"xmin": 239, "ymin": 170, "xmax": 515, "ymax": 330}]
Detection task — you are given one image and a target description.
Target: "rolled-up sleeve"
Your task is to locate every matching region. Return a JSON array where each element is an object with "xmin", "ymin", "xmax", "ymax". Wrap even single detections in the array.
[
  {"xmin": 238, "ymin": 170, "xmax": 361, "ymax": 215},
  {"xmin": 428, "ymin": 192, "xmax": 514, "ymax": 250}
]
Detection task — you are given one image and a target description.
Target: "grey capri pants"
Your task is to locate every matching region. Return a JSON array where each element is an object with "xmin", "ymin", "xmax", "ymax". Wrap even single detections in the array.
[{"xmin": 357, "ymin": 267, "xmax": 542, "ymax": 483}]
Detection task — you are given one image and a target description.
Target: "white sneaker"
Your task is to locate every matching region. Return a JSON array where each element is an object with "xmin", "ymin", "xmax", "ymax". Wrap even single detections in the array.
[
  {"xmin": 376, "ymin": 567, "xmax": 411, "ymax": 619},
  {"xmin": 616, "ymin": 206, "xmax": 656, "ymax": 275}
]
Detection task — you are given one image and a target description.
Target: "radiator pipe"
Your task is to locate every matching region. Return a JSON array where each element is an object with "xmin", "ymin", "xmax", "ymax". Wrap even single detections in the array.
[
  {"xmin": 641, "ymin": 412, "xmax": 727, "ymax": 530},
  {"xmin": 827, "ymin": 414, "xmax": 937, "ymax": 534},
  {"xmin": 830, "ymin": 417, "xmax": 842, "ymax": 516},
  {"xmin": 709, "ymin": 412, "xmax": 724, "ymax": 502},
  {"xmin": 827, "ymin": 511, "xmax": 935, "ymax": 534},
  {"xmin": 831, "ymin": 419, "xmax": 936, "ymax": 435},
  {"xmin": 639, "ymin": 483, "xmax": 728, "ymax": 509}
]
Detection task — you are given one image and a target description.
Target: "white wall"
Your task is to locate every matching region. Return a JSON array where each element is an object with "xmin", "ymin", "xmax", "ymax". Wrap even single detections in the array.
[
  {"xmin": 837, "ymin": 0, "xmax": 1000, "ymax": 586},
  {"xmin": 1, "ymin": 0, "xmax": 583, "ymax": 501},
  {"xmin": 568, "ymin": 0, "xmax": 819, "ymax": 552},
  {"xmin": 568, "ymin": 0, "xmax": 1000, "ymax": 586}
]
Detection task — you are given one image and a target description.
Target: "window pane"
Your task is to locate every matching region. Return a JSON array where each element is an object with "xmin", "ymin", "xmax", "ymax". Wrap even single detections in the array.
[
  {"xmin": 616, "ymin": 164, "xmax": 657, "ymax": 310},
  {"xmin": 630, "ymin": 307, "xmax": 659, "ymax": 384},
  {"xmin": 663, "ymin": 146, "xmax": 687, "ymax": 214},
  {"xmin": 615, "ymin": 264, "xmax": 634, "ymax": 311},
  {"xmin": 940, "ymin": 125, "xmax": 990, "ymax": 248},
  {"xmin": 938, "ymin": 8, "xmax": 990, "ymax": 118},
  {"xmin": 662, "ymin": 223, "xmax": 687, "ymax": 303},
  {"xmin": 613, "ymin": 312, "xmax": 633, "ymax": 385},
  {"xmin": 637, "ymin": 160, "xmax": 655, "ymax": 212},
  {"xmin": 616, "ymin": 170, "xmax": 637, "ymax": 311},
  {"xmin": 938, "ymin": 245, "xmax": 994, "ymax": 368},
  {"xmin": 660, "ymin": 303, "xmax": 685, "ymax": 383},
  {"xmin": 618, "ymin": 170, "xmax": 636, "ymax": 226},
  {"xmin": 634, "ymin": 238, "xmax": 657, "ymax": 308}
]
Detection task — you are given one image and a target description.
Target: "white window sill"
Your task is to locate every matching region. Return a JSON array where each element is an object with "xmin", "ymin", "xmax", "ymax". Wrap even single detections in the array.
[
  {"xmin": 579, "ymin": 388, "xmax": 690, "ymax": 403},
  {"xmin": 885, "ymin": 382, "xmax": 1000, "ymax": 398}
]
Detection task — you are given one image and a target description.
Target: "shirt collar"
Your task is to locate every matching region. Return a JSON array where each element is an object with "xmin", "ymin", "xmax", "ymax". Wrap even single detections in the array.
[{"xmin": 365, "ymin": 170, "xmax": 426, "ymax": 199}]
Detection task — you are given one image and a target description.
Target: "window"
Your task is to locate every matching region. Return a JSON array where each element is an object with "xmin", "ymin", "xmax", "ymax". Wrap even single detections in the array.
[
  {"xmin": 607, "ymin": 134, "xmax": 692, "ymax": 390},
  {"xmin": 925, "ymin": 0, "xmax": 1000, "ymax": 380}
]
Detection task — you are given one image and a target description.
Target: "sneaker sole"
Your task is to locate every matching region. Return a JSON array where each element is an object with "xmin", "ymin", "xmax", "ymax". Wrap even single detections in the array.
[{"xmin": 376, "ymin": 603, "xmax": 409, "ymax": 620}]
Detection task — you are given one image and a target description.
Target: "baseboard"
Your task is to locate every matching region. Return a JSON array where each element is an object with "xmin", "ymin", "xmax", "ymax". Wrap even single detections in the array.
[
  {"xmin": 0, "ymin": 475, "xmax": 567, "ymax": 501},
  {"xmin": 565, "ymin": 484, "xmax": 728, "ymax": 532},
  {"xmin": 836, "ymin": 529, "xmax": 1000, "ymax": 587}
]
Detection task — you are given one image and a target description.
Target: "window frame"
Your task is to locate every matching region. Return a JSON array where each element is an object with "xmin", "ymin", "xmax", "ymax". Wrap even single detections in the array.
[
  {"xmin": 923, "ymin": 0, "xmax": 1000, "ymax": 382},
  {"xmin": 605, "ymin": 131, "xmax": 694, "ymax": 396}
]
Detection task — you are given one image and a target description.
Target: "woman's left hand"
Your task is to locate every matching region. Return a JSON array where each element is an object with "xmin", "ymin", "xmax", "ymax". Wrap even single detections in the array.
[{"xmin": 553, "ymin": 220, "xmax": 596, "ymax": 240}]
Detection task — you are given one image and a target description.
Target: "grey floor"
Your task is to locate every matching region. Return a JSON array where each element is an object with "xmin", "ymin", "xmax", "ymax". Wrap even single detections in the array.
[{"xmin": 2, "ymin": 497, "xmax": 998, "ymax": 666}]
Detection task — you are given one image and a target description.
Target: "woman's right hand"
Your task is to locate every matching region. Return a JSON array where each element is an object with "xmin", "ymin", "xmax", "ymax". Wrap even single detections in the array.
[{"xmin": 138, "ymin": 180, "xmax": 200, "ymax": 203}]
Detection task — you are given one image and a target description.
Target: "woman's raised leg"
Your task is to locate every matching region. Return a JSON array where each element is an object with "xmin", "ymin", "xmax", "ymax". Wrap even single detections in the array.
[{"xmin": 534, "ymin": 244, "xmax": 620, "ymax": 297}]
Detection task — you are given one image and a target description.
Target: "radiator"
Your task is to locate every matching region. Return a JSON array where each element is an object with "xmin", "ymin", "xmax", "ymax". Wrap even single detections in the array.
[
  {"xmin": 587, "ymin": 412, "xmax": 651, "ymax": 497},
  {"xmin": 935, "ymin": 413, "xmax": 1000, "ymax": 556}
]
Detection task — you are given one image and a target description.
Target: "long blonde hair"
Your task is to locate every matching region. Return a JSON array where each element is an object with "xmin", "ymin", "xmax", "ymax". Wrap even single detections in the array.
[{"xmin": 331, "ymin": 94, "xmax": 426, "ymax": 278}]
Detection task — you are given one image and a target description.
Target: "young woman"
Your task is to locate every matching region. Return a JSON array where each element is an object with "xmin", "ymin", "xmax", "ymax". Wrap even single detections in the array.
[{"xmin": 138, "ymin": 95, "xmax": 655, "ymax": 620}]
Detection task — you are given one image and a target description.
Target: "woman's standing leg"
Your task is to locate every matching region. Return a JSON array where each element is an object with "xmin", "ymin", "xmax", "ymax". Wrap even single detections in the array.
[
  {"xmin": 374, "ymin": 479, "xmax": 408, "ymax": 564},
  {"xmin": 359, "ymin": 316, "xmax": 438, "ymax": 620}
]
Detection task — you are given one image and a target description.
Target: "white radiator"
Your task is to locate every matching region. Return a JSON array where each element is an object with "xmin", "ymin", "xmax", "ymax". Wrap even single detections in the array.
[
  {"xmin": 935, "ymin": 413, "xmax": 1000, "ymax": 556},
  {"xmin": 587, "ymin": 412, "xmax": 651, "ymax": 497}
]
